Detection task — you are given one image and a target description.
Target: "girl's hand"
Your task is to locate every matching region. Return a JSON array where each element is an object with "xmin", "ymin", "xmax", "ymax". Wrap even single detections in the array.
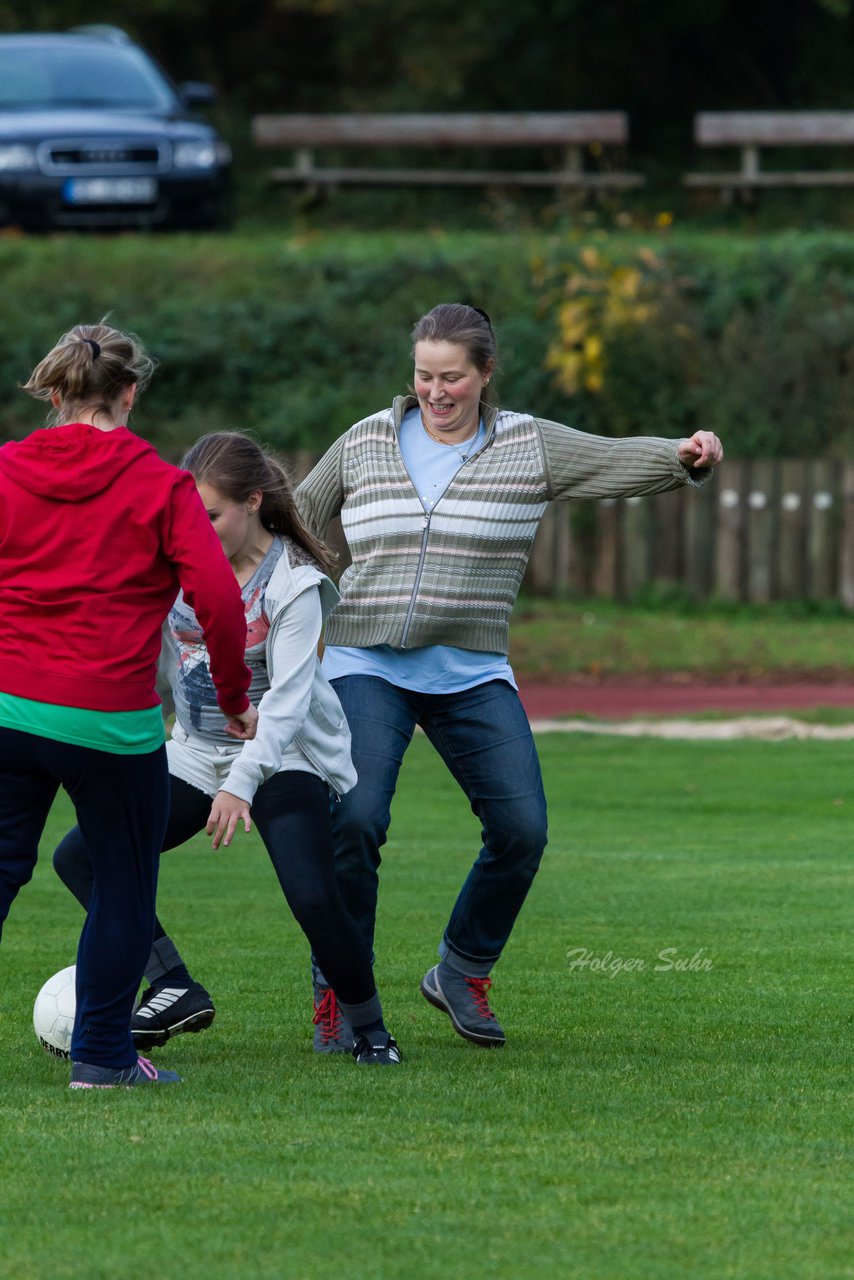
[
  {"xmin": 206, "ymin": 790, "xmax": 252, "ymax": 850},
  {"xmin": 677, "ymin": 431, "xmax": 724, "ymax": 469},
  {"xmin": 224, "ymin": 704, "xmax": 259, "ymax": 740}
]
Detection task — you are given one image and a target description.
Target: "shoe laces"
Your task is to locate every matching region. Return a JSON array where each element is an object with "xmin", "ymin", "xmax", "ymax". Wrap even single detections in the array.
[
  {"xmin": 312, "ymin": 987, "xmax": 344, "ymax": 1044},
  {"xmin": 136, "ymin": 1057, "xmax": 158, "ymax": 1081},
  {"xmin": 465, "ymin": 976, "xmax": 496, "ymax": 1020}
]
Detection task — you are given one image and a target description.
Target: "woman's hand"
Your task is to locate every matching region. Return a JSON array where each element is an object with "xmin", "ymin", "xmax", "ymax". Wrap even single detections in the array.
[
  {"xmin": 224, "ymin": 703, "xmax": 259, "ymax": 740},
  {"xmin": 206, "ymin": 789, "xmax": 252, "ymax": 850},
  {"xmin": 677, "ymin": 431, "xmax": 724, "ymax": 469}
]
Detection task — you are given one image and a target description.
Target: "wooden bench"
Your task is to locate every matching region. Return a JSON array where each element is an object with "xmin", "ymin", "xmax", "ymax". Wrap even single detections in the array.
[
  {"xmin": 251, "ymin": 112, "xmax": 644, "ymax": 191},
  {"xmin": 685, "ymin": 112, "xmax": 854, "ymax": 194}
]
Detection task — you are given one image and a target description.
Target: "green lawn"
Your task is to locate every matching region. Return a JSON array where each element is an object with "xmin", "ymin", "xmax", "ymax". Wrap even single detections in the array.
[
  {"xmin": 0, "ymin": 733, "xmax": 851, "ymax": 1280},
  {"xmin": 510, "ymin": 595, "xmax": 854, "ymax": 683}
]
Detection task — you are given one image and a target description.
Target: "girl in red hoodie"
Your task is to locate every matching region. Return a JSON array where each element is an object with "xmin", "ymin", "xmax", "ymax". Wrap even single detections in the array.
[{"xmin": 0, "ymin": 322, "xmax": 256, "ymax": 1088}]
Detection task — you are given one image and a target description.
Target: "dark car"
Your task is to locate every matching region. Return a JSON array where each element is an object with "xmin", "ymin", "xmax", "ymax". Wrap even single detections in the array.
[{"xmin": 0, "ymin": 27, "xmax": 231, "ymax": 230}]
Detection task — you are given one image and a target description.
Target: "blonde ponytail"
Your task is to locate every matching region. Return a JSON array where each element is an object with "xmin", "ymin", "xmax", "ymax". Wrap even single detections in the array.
[{"xmin": 21, "ymin": 322, "xmax": 156, "ymax": 426}]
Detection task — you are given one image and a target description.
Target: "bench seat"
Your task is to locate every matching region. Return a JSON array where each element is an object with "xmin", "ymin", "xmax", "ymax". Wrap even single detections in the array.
[
  {"xmin": 685, "ymin": 111, "xmax": 854, "ymax": 191},
  {"xmin": 253, "ymin": 112, "xmax": 644, "ymax": 191}
]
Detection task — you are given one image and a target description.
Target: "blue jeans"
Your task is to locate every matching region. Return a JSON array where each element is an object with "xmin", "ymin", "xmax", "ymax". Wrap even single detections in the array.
[{"xmin": 330, "ymin": 676, "xmax": 549, "ymax": 971}]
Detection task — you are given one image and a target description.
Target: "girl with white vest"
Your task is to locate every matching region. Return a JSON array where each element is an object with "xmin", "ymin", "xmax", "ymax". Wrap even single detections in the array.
[{"xmin": 54, "ymin": 431, "xmax": 400, "ymax": 1067}]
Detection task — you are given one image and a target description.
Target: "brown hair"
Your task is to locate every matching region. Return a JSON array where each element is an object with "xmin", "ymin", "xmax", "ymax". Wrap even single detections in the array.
[
  {"xmin": 21, "ymin": 322, "xmax": 156, "ymax": 427},
  {"xmin": 411, "ymin": 303, "xmax": 498, "ymax": 397},
  {"xmin": 181, "ymin": 431, "xmax": 336, "ymax": 574}
]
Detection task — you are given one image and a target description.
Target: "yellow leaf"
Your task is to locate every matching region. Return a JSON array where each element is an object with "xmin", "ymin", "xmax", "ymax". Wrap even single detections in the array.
[
  {"xmin": 612, "ymin": 267, "xmax": 641, "ymax": 298},
  {"xmin": 551, "ymin": 350, "xmax": 584, "ymax": 393},
  {"xmin": 557, "ymin": 308, "xmax": 588, "ymax": 347},
  {"xmin": 637, "ymin": 246, "xmax": 662, "ymax": 269}
]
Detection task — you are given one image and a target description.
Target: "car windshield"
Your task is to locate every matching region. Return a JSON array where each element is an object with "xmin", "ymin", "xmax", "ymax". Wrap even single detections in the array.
[{"xmin": 0, "ymin": 43, "xmax": 178, "ymax": 112}]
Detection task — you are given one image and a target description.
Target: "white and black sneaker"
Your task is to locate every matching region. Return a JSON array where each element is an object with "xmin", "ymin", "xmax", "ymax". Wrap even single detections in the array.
[
  {"xmin": 351, "ymin": 1031, "xmax": 402, "ymax": 1066},
  {"xmin": 131, "ymin": 982, "xmax": 215, "ymax": 1048}
]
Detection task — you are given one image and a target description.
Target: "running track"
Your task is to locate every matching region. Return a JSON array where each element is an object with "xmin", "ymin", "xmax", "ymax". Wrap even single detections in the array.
[{"xmin": 517, "ymin": 681, "xmax": 854, "ymax": 719}]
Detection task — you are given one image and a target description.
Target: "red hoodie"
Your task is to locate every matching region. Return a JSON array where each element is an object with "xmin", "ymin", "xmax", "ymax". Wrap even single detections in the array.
[{"xmin": 0, "ymin": 423, "xmax": 251, "ymax": 715}]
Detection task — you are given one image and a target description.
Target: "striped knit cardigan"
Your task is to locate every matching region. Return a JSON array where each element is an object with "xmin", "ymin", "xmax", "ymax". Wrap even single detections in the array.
[{"xmin": 295, "ymin": 396, "xmax": 709, "ymax": 655}]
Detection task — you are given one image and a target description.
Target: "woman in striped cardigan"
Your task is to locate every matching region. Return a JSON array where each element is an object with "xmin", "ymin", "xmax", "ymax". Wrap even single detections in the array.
[{"xmin": 297, "ymin": 302, "xmax": 723, "ymax": 1052}]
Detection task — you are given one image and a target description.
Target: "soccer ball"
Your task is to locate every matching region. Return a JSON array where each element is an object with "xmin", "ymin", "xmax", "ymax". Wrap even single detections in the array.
[{"xmin": 33, "ymin": 964, "xmax": 76, "ymax": 1059}]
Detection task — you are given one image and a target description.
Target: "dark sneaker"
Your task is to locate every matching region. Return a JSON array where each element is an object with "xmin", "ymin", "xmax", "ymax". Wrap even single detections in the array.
[
  {"xmin": 420, "ymin": 964, "xmax": 506, "ymax": 1047},
  {"xmin": 131, "ymin": 982, "xmax": 215, "ymax": 1048},
  {"xmin": 351, "ymin": 1032, "xmax": 402, "ymax": 1066},
  {"xmin": 312, "ymin": 985, "xmax": 355, "ymax": 1054},
  {"xmin": 70, "ymin": 1056, "xmax": 182, "ymax": 1088}
]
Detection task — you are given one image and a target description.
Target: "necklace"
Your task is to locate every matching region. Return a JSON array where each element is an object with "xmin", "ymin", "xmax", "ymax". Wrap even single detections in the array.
[{"xmin": 422, "ymin": 420, "xmax": 479, "ymax": 462}]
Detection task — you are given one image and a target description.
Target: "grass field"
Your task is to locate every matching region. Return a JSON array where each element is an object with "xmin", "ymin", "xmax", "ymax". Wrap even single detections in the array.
[
  {"xmin": 1, "ymin": 732, "xmax": 852, "ymax": 1280},
  {"xmin": 509, "ymin": 595, "xmax": 854, "ymax": 683}
]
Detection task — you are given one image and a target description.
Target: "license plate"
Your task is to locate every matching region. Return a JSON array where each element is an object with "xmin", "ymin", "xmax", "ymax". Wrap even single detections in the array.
[{"xmin": 63, "ymin": 177, "xmax": 158, "ymax": 205}]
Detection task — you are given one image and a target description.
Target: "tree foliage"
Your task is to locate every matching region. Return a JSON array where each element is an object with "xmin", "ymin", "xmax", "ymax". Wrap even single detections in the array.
[{"xmin": 2, "ymin": 0, "xmax": 854, "ymax": 167}]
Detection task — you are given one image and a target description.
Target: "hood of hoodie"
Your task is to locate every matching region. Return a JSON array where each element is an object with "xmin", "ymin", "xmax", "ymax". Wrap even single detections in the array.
[{"xmin": 0, "ymin": 423, "xmax": 154, "ymax": 502}]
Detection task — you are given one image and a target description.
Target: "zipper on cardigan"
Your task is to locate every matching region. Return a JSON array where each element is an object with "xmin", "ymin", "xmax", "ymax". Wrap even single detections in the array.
[
  {"xmin": 395, "ymin": 412, "xmax": 491, "ymax": 649},
  {"xmin": 400, "ymin": 509, "xmax": 433, "ymax": 648}
]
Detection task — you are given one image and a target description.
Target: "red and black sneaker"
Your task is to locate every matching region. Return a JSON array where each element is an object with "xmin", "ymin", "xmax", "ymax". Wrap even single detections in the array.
[
  {"xmin": 420, "ymin": 964, "xmax": 506, "ymax": 1047},
  {"xmin": 312, "ymin": 984, "xmax": 355, "ymax": 1054}
]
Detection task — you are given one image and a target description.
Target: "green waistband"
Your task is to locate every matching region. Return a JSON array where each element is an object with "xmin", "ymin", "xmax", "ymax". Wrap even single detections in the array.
[{"xmin": 0, "ymin": 692, "xmax": 165, "ymax": 755}]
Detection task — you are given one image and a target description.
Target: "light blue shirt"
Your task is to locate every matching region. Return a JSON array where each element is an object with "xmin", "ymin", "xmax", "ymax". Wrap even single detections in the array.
[{"xmin": 322, "ymin": 407, "xmax": 516, "ymax": 695}]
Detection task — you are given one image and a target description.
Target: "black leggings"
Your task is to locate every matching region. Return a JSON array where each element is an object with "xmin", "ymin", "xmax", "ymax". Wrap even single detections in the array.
[{"xmin": 53, "ymin": 770, "xmax": 377, "ymax": 1006}]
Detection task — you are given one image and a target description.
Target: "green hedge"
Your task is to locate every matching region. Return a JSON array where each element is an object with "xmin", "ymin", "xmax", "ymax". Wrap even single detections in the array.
[{"xmin": 3, "ymin": 229, "xmax": 854, "ymax": 459}]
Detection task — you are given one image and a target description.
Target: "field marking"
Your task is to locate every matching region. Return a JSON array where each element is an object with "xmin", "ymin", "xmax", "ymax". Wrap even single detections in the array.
[{"xmin": 529, "ymin": 715, "xmax": 854, "ymax": 739}]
